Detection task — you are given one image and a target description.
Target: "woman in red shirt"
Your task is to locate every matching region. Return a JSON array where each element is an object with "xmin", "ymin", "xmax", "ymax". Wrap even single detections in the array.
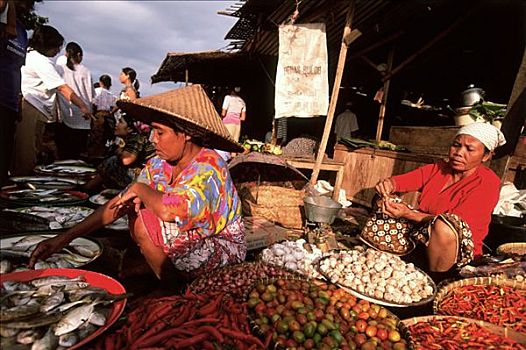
[{"xmin": 375, "ymin": 123, "xmax": 506, "ymax": 273}]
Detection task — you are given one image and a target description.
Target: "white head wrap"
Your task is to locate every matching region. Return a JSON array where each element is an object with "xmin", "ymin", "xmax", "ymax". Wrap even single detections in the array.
[{"xmin": 456, "ymin": 122, "xmax": 506, "ymax": 151}]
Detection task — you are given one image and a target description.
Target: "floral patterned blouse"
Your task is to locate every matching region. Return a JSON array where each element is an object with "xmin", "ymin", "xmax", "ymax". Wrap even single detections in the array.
[{"xmin": 136, "ymin": 148, "xmax": 245, "ymax": 277}]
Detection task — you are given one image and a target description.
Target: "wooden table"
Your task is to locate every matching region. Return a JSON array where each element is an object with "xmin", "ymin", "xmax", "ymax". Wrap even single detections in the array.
[
  {"xmin": 284, "ymin": 156, "xmax": 345, "ymax": 201},
  {"xmin": 333, "ymin": 144, "xmax": 443, "ymax": 207}
]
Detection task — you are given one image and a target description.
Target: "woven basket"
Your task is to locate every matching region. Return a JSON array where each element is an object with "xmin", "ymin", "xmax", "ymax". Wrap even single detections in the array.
[
  {"xmin": 402, "ymin": 315, "xmax": 526, "ymax": 345},
  {"xmin": 497, "ymin": 242, "xmax": 526, "ymax": 257},
  {"xmin": 239, "ymin": 184, "xmax": 304, "ymax": 229},
  {"xmin": 433, "ymin": 276, "xmax": 526, "ymax": 333}
]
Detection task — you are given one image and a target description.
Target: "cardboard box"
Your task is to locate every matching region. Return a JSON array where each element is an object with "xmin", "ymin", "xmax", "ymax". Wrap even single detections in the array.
[{"xmin": 244, "ymin": 216, "xmax": 291, "ymax": 250}]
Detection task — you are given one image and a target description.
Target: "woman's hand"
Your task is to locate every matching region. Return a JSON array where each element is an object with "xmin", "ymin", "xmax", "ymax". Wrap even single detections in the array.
[
  {"xmin": 28, "ymin": 235, "xmax": 71, "ymax": 268},
  {"xmin": 376, "ymin": 178, "xmax": 395, "ymax": 198},
  {"xmin": 111, "ymin": 183, "xmax": 143, "ymax": 214},
  {"xmin": 381, "ymin": 199, "xmax": 411, "ymax": 219}
]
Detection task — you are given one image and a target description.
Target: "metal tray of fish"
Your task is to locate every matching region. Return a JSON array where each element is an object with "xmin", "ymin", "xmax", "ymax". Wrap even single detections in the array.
[
  {"xmin": 0, "ymin": 268, "xmax": 127, "ymax": 350},
  {"xmin": 89, "ymin": 189, "xmax": 120, "ymax": 206},
  {"xmin": 0, "ymin": 233, "xmax": 102, "ymax": 273},
  {"xmin": 3, "ymin": 206, "xmax": 129, "ymax": 231},
  {"xmin": 9, "ymin": 176, "xmax": 86, "ymax": 190},
  {"xmin": 0, "ymin": 189, "xmax": 89, "ymax": 207},
  {"xmin": 34, "ymin": 163, "xmax": 97, "ymax": 178}
]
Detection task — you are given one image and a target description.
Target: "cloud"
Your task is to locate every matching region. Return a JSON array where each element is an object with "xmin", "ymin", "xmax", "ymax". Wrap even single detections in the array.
[{"xmin": 36, "ymin": 1, "xmax": 237, "ymax": 96}]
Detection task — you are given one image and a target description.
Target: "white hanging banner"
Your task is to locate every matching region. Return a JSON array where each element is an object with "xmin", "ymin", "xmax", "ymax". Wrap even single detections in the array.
[{"xmin": 275, "ymin": 23, "xmax": 329, "ymax": 119}]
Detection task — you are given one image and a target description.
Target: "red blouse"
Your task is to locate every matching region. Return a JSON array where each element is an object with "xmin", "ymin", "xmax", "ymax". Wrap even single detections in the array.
[{"xmin": 391, "ymin": 160, "xmax": 500, "ymax": 256}]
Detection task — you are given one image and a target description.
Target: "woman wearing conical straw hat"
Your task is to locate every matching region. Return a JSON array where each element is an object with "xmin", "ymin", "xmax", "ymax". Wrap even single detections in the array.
[{"xmin": 30, "ymin": 85, "xmax": 246, "ymax": 281}]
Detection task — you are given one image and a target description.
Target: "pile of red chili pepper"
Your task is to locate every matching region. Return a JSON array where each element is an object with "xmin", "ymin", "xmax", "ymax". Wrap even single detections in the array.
[
  {"xmin": 407, "ymin": 317, "xmax": 526, "ymax": 350},
  {"xmin": 90, "ymin": 290, "xmax": 265, "ymax": 350},
  {"xmin": 436, "ymin": 284, "xmax": 526, "ymax": 333}
]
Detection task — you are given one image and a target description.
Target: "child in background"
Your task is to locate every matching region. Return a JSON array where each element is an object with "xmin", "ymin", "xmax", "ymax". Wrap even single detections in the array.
[
  {"xmin": 89, "ymin": 74, "xmax": 116, "ymax": 159},
  {"xmin": 83, "ymin": 112, "xmax": 155, "ymax": 191}
]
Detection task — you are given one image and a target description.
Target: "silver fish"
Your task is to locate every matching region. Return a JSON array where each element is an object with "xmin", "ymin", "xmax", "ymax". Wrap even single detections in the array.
[
  {"xmin": 0, "ymin": 324, "xmax": 19, "ymax": 337},
  {"xmin": 88, "ymin": 310, "xmax": 106, "ymax": 326},
  {"xmin": 66, "ymin": 287, "xmax": 107, "ymax": 302},
  {"xmin": 17, "ymin": 329, "xmax": 43, "ymax": 345},
  {"xmin": 39, "ymin": 291, "xmax": 64, "ymax": 313},
  {"xmin": 0, "ymin": 259, "xmax": 12, "ymax": 273},
  {"xmin": 0, "ymin": 303, "xmax": 39, "ymax": 322},
  {"xmin": 54, "ymin": 300, "xmax": 89, "ymax": 313},
  {"xmin": 3, "ymin": 312, "xmax": 64, "ymax": 329},
  {"xmin": 54, "ymin": 302, "xmax": 99, "ymax": 336},
  {"xmin": 0, "ymin": 249, "xmax": 31, "ymax": 258},
  {"xmin": 34, "ymin": 261, "xmax": 52, "ymax": 270},
  {"xmin": 76, "ymin": 322, "xmax": 97, "ymax": 340},
  {"xmin": 10, "ymin": 235, "xmax": 49, "ymax": 249},
  {"xmin": 30, "ymin": 275, "xmax": 85, "ymax": 288},
  {"xmin": 31, "ymin": 328, "xmax": 58, "ymax": 350},
  {"xmin": 68, "ymin": 244, "xmax": 98, "ymax": 258},
  {"xmin": 58, "ymin": 332, "xmax": 79, "ymax": 347}
]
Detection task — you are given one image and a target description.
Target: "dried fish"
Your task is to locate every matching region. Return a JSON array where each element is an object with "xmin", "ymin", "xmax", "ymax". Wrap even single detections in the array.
[{"xmin": 30, "ymin": 276, "xmax": 85, "ymax": 288}]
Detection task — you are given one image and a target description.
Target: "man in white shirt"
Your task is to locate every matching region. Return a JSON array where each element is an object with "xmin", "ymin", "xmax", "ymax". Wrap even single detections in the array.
[{"xmin": 334, "ymin": 101, "xmax": 359, "ymax": 141}]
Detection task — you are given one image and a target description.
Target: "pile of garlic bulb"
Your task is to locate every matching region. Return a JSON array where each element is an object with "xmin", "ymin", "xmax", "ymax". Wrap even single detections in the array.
[
  {"xmin": 318, "ymin": 247, "xmax": 435, "ymax": 304},
  {"xmin": 261, "ymin": 239, "xmax": 328, "ymax": 279}
]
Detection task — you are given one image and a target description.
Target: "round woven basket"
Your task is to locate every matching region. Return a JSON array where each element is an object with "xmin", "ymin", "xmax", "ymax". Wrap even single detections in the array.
[
  {"xmin": 402, "ymin": 315, "xmax": 526, "ymax": 346},
  {"xmin": 497, "ymin": 242, "xmax": 526, "ymax": 257},
  {"xmin": 433, "ymin": 276, "xmax": 526, "ymax": 333}
]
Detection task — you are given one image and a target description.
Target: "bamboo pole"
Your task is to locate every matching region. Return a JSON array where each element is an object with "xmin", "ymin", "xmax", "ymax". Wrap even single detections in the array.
[
  {"xmin": 310, "ymin": 0, "xmax": 356, "ymax": 187},
  {"xmin": 375, "ymin": 46, "xmax": 395, "ymax": 142}
]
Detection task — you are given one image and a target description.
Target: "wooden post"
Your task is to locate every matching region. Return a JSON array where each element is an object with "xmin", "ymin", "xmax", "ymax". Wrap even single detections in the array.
[
  {"xmin": 185, "ymin": 69, "xmax": 189, "ymax": 86},
  {"xmin": 375, "ymin": 46, "xmax": 395, "ymax": 142},
  {"xmin": 310, "ymin": 0, "xmax": 356, "ymax": 188}
]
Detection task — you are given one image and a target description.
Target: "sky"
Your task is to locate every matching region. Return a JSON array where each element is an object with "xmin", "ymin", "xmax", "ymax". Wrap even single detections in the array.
[{"xmin": 35, "ymin": 0, "xmax": 239, "ymax": 97}]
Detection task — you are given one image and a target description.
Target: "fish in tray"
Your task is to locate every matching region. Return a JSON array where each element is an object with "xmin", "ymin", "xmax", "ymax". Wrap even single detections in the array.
[
  {"xmin": 9, "ymin": 177, "xmax": 85, "ymax": 190},
  {"xmin": 0, "ymin": 235, "xmax": 101, "ymax": 274},
  {"xmin": 3, "ymin": 189, "xmax": 81, "ymax": 203},
  {"xmin": 37, "ymin": 164, "xmax": 96, "ymax": 175},
  {"xmin": 0, "ymin": 275, "xmax": 126, "ymax": 349},
  {"xmin": 0, "ymin": 211, "xmax": 50, "ymax": 234},
  {"xmin": 4, "ymin": 206, "xmax": 128, "ymax": 231},
  {"xmin": 6, "ymin": 206, "xmax": 95, "ymax": 230}
]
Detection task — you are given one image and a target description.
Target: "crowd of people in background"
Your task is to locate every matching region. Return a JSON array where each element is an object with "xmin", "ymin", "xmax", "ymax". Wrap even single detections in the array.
[{"xmin": 0, "ymin": 0, "xmax": 156, "ymax": 190}]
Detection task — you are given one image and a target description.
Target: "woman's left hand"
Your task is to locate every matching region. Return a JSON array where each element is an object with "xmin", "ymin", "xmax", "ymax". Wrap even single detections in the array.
[
  {"xmin": 111, "ymin": 183, "xmax": 143, "ymax": 213},
  {"xmin": 381, "ymin": 199, "xmax": 410, "ymax": 219}
]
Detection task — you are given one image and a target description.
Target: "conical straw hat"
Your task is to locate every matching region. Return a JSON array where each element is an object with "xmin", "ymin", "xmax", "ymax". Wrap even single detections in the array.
[{"xmin": 116, "ymin": 84, "xmax": 243, "ymax": 152}]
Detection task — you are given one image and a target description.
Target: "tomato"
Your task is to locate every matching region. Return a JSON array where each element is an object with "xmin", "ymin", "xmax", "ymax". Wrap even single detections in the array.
[
  {"xmin": 357, "ymin": 312, "xmax": 370, "ymax": 320},
  {"xmin": 365, "ymin": 325, "xmax": 377, "ymax": 338},
  {"xmin": 355, "ymin": 319, "xmax": 367, "ymax": 333},
  {"xmin": 303, "ymin": 338, "xmax": 315, "ymax": 349},
  {"xmin": 247, "ymin": 298, "xmax": 260, "ymax": 308},
  {"xmin": 266, "ymin": 284, "xmax": 277, "ymax": 293},
  {"xmin": 303, "ymin": 321, "xmax": 316, "ymax": 338},
  {"xmin": 293, "ymin": 330, "xmax": 306, "ymax": 344},
  {"xmin": 249, "ymin": 291, "xmax": 260, "ymax": 299},
  {"xmin": 289, "ymin": 320, "xmax": 301, "ymax": 332},
  {"xmin": 378, "ymin": 307, "xmax": 388, "ymax": 319},
  {"xmin": 276, "ymin": 320, "xmax": 289, "ymax": 334},
  {"xmin": 376, "ymin": 328, "xmax": 388, "ymax": 341},
  {"xmin": 360, "ymin": 341, "xmax": 376, "ymax": 350},
  {"xmin": 314, "ymin": 309, "xmax": 325, "ymax": 322},
  {"xmin": 285, "ymin": 338, "xmax": 298, "ymax": 348},
  {"xmin": 254, "ymin": 303, "xmax": 266, "ymax": 314},
  {"xmin": 296, "ymin": 314, "xmax": 308, "ymax": 325},
  {"xmin": 322, "ymin": 336, "xmax": 336, "ymax": 348},
  {"xmin": 393, "ymin": 341, "xmax": 407, "ymax": 350},
  {"xmin": 354, "ymin": 333, "xmax": 367, "ymax": 346},
  {"xmin": 256, "ymin": 283, "xmax": 266, "ymax": 293},
  {"xmin": 388, "ymin": 330, "xmax": 401, "ymax": 342},
  {"xmin": 317, "ymin": 323, "xmax": 328, "ymax": 336},
  {"xmin": 340, "ymin": 307, "xmax": 351, "ymax": 320}
]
